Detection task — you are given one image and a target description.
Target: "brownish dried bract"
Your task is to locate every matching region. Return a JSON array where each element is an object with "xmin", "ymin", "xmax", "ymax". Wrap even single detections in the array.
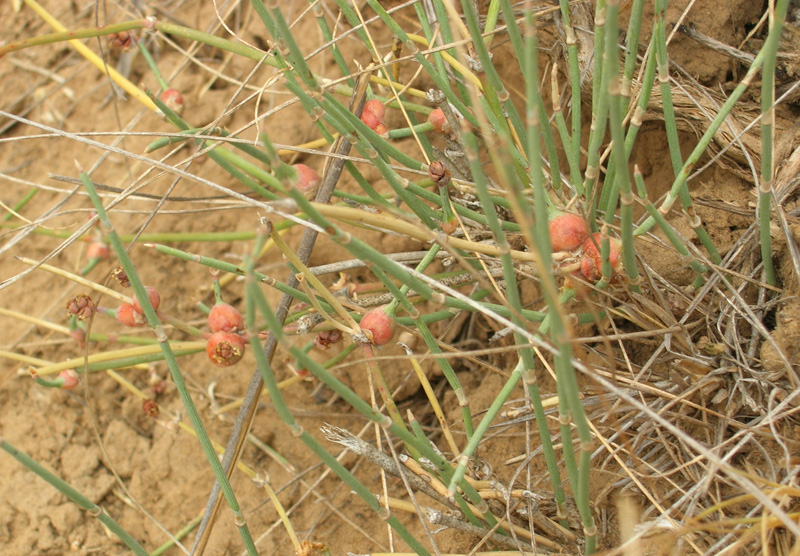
[
  {"xmin": 66, "ymin": 294, "xmax": 95, "ymax": 320},
  {"xmin": 296, "ymin": 540, "xmax": 328, "ymax": 556},
  {"xmin": 428, "ymin": 160, "xmax": 451, "ymax": 187},
  {"xmin": 142, "ymin": 399, "xmax": 159, "ymax": 418},
  {"xmin": 313, "ymin": 329, "xmax": 342, "ymax": 350},
  {"xmin": 112, "ymin": 265, "xmax": 130, "ymax": 287},
  {"xmin": 108, "ymin": 31, "xmax": 135, "ymax": 51}
]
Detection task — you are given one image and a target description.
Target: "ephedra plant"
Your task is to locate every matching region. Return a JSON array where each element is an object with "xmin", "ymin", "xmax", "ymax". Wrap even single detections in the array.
[{"xmin": 1, "ymin": 0, "xmax": 798, "ymax": 555}]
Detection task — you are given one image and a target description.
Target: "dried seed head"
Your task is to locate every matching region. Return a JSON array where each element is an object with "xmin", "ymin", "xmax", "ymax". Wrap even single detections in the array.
[
  {"xmin": 359, "ymin": 307, "xmax": 396, "ymax": 346},
  {"xmin": 428, "ymin": 161, "xmax": 451, "ymax": 186},
  {"xmin": 133, "ymin": 286, "xmax": 161, "ymax": 313},
  {"xmin": 313, "ymin": 329, "xmax": 343, "ymax": 350},
  {"xmin": 112, "ymin": 265, "xmax": 130, "ymax": 287},
  {"xmin": 108, "ymin": 31, "xmax": 135, "ymax": 51},
  {"xmin": 117, "ymin": 303, "xmax": 146, "ymax": 327},
  {"xmin": 66, "ymin": 294, "xmax": 96, "ymax": 320},
  {"xmin": 206, "ymin": 332, "xmax": 246, "ymax": 367},
  {"xmin": 548, "ymin": 212, "xmax": 588, "ymax": 252},
  {"xmin": 142, "ymin": 399, "xmax": 159, "ymax": 418},
  {"xmin": 208, "ymin": 303, "xmax": 244, "ymax": 333}
]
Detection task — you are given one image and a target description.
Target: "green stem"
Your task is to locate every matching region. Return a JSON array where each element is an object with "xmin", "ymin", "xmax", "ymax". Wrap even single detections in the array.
[
  {"xmin": 758, "ymin": 0, "xmax": 789, "ymax": 286},
  {"xmin": 78, "ymin": 172, "xmax": 259, "ymax": 556}
]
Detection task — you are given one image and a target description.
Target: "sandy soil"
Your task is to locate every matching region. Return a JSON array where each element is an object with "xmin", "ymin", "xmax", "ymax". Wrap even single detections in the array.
[{"xmin": 1, "ymin": 1, "xmax": 798, "ymax": 555}]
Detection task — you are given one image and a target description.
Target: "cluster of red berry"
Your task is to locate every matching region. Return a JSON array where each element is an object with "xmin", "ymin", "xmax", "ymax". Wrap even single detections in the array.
[{"xmin": 548, "ymin": 212, "xmax": 621, "ymax": 283}]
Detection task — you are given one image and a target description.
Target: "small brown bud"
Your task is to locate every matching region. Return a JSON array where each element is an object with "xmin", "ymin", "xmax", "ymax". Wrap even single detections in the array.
[
  {"xmin": 313, "ymin": 329, "xmax": 343, "ymax": 350},
  {"xmin": 428, "ymin": 161, "xmax": 451, "ymax": 186},
  {"xmin": 143, "ymin": 399, "xmax": 159, "ymax": 418},
  {"xmin": 112, "ymin": 265, "xmax": 130, "ymax": 287}
]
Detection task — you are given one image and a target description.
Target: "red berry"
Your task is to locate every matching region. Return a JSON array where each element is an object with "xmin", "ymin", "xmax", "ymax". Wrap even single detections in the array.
[
  {"xmin": 291, "ymin": 164, "xmax": 321, "ymax": 197},
  {"xmin": 208, "ymin": 303, "xmax": 244, "ymax": 333},
  {"xmin": 427, "ymin": 108, "xmax": 451, "ymax": 134},
  {"xmin": 361, "ymin": 100, "xmax": 388, "ymax": 134},
  {"xmin": 206, "ymin": 332, "xmax": 245, "ymax": 367},
  {"xmin": 580, "ymin": 233, "xmax": 621, "ymax": 282},
  {"xmin": 374, "ymin": 122, "xmax": 389, "ymax": 136},
  {"xmin": 58, "ymin": 369, "xmax": 80, "ymax": 390},
  {"xmin": 360, "ymin": 107, "xmax": 383, "ymax": 131},
  {"xmin": 87, "ymin": 242, "xmax": 110, "ymax": 261},
  {"xmin": 360, "ymin": 307, "xmax": 396, "ymax": 346},
  {"xmin": 69, "ymin": 329, "xmax": 87, "ymax": 349},
  {"xmin": 117, "ymin": 303, "xmax": 146, "ymax": 327},
  {"xmin": 548, "ymin": 212, "xmax": 588, "ymax": 252},
  {"xmin": 133, "ymin": 286, "xmax": 161, "ymax": 313},
  {"xmin": 363, "ymin": 99, "xmax": 386, "ymax": 121},
  {"xmin": 160, "ymin": 88, "xmax": 185, "ymax": 116}
]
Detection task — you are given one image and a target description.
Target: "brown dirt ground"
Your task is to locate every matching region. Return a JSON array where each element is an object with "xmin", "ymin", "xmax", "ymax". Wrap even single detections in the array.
[{"xmin": 1, "ymin": 1, "xmax": 799, "ymax": 556}]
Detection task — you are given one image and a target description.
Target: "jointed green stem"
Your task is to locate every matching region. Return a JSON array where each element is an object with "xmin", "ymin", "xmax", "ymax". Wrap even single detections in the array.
[
  {"xmin": 758, "ymin": 0, "xmax": 790, "ymax": 286},
  {"xmin": 79, "ymin": 172, "xmax": 259, "ymax": 556}
]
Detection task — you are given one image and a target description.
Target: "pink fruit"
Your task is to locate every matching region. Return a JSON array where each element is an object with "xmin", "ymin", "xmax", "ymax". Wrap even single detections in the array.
[
  {"xmin": 427, "ymin": 108, "xmax": 451, "ymax": 134},
  {"xmin": 291, "ymin": 163, "xmax": 321, "ymax": 197},
  {"xmin": 206, "ymin": 332, "xmax": 245, "ymax": 367},
  {"xmin": 361, "ymin": 99, "xmax": 388, "ymax": 134},
  {"xmin": 117, "ymin": 303, "xmax": 146, "ymax": 327},
  {"xmin": 363, "ymin": 99, "xmax": 386, "ymax": 121},
  {"xmin": 160, "ymin": 88, "xmax": 185, "ymax": 116},
  {"xmin": 133, "ymin": 286, "xmax": 161, "ymax": 313},
  {"xmin": 580, "ymin": 233, "xmax": 621, "ymax": 282},
  {"xmin": 69, "ymin": 329, "xmax": 87, "ymax": 349},
  {"xmin": 87, "ymin": 242, "xmax": 110, "ymax": 261},
  {"xmin": 360, "ymin": 108, "xmax": 383, "ymax": 131},
  {"xmin": 360, "ymin": 307, "xmax": 396, "ymax": 346},
  {"xmin": 58, "ymin": 369, "xmax": 80, "ymax": 390},
  {"xmin": 374, "ymin": 122, "xmax": 389, "ymax": 136},
  {"xmin": 208, "ymin": 303, "xmax": 244, "ymax": 333},
  {"xmin": 548, "ymin": 212, "xmax": 588, "ymax": 252}
]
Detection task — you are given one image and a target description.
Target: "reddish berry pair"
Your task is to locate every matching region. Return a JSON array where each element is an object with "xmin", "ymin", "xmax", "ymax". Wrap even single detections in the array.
[
  {"xmin": 547, "ymin": 212, "xmax": 622, "ymax": 283},
  {"xmin": 579, "ymin": 233, "xmax": 621, "ymax": 282},
  {"xmin": 361, "ymin": 99, "xmax": 388, "ymax": 136},
  {"xmin": 206, "ymin": 303, "xmax": 245, "ymax": 367},
  {"xmin": 116, "ymin": 286, "xmax": 161, "ymax": 327}
]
